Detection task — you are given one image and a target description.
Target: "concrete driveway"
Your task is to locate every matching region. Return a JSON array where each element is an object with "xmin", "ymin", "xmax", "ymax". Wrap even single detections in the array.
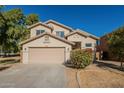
[{"xmin": 0, "ymin": 64, "xmax": 68, "ymax": 88}]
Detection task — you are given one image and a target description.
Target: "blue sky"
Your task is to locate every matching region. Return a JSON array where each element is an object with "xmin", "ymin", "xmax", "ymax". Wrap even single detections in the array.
[{"xmin": 4, "ymin": 5, "xmax": 124, "ymax": 37}]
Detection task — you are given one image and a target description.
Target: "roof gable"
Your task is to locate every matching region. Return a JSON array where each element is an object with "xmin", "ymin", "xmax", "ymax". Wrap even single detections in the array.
[
  {"xmin": 27, "ymin": 22, "xmax": 52, "ymax": 30},
  {"xmin": 20, "ymin": 32, "xmax": 74, "ymax": 45},
  {"xmin": 76, "ymin": 29, "xmax": 99, "ymax": 40},
  {"xmin": 66, "ymin": 29, "xmax": 99, "ymax": 40},
  {"xmin": 65, "ymin": 31, "xmax": 87, "ymax": 38},
  {"xmin": 44, "ymin": 20, "xmax": 73, "ymax": 31}
]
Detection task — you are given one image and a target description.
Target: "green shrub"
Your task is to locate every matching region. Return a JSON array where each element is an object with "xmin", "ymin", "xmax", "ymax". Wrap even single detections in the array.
[{"xmin": 70, "ymin": 49, "xmax": 93, "ymax": 69}]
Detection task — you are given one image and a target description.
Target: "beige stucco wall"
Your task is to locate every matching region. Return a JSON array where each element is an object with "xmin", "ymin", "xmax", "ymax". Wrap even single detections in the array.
[
  {"xmin": 67, "ymin": 33, "xmax": 96, "ymax": 50},
  {"xmin": 84, "ymin": 37, "xmax": 96, "ymax": 50},
  {"xmin": 47, "ymin": 23, "xmax": 71, "ymax": 36},
  {"xmin": 30, "ymin": 25, "xmax": 52, "ymax": 37},
  {"xmin": 22, "ymin": 35, "xmax": 72, "ymax": 64}
]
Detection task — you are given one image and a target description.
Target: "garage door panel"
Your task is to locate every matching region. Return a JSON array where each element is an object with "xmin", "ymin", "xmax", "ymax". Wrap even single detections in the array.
[{"xmin": 29, "ymin": 48, "xmax": 65, "ymax": 64}]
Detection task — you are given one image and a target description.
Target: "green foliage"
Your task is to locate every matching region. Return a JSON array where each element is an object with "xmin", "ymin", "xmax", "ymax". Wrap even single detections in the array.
[
  {"xmin": 108, "ymin": 27, "xmax": 124, "ymax": 62},
  {"xmin": 26, "ymin": 14, "xmax": 39, "ymax": 25},
  {"xmin": 70, "ymin": 49, "xmax": 92, "ymax": 69},
  {"xmin": 0, "ymin": 7, "xmax": 39, "ymax": 54},
  {"xmin": 0, "ymin": 8, "xmax": 26, "ymax": 53},
  {"xmin": 0, "ymin": 5, "xmax": 4, "ymax": 11}
]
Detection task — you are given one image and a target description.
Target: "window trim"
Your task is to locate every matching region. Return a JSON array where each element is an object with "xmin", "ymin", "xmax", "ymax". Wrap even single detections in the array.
[
  {"xmin": 85, "ymin": 43, "xmax": 92, "ymax": 47},
  {"xmin": 36, "ymin": 30, "xmax": 45, "ymax": 35},
  {"xmin": 56, "ymin": 31, "xmax": 64, "ymax": 37},
  {"xmin": 36, "ymin": 30, "xmax": 41, "ymax": 35}
]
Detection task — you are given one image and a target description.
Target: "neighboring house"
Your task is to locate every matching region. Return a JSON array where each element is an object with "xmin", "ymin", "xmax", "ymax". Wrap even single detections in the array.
[
  {"xmin": 20, "ymin": 20, "xmax": 99, "ymax": 64},
  {"xmin": 98, "ymin": 33, "xmax": 115, "ymax": 60},
  {"xmin": 99, "ymin": 35, "xmax": 109, "ymax": 60}
]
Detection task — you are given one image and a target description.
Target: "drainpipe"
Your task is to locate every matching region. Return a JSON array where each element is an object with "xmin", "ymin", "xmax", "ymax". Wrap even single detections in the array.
[
  {"xmin": 93, "ymin": 43, "xmax": 96, "ymax": 64},
  {"xmin": 0, "ymin": 46, "xmax": 2, "ymax": 57}
]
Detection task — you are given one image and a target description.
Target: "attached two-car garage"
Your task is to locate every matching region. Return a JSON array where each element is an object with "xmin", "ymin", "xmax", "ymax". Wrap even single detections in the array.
[
  {"xmin": 29, "ymin": 47, "xmax": 65, "ymax": 64},
  {"xmin": 21, "ymin": 33, "xmax": 73, "ymax": 64}
]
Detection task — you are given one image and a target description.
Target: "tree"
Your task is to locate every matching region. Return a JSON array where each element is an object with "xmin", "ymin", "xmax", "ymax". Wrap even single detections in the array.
[
  {"xmin": 0, "ymin": 5, "xmax": 8, "ymax": 55},
  {"xmin": 26, "ymin": 14, "xmax": 39, "ymax": 25},
  {"xmin": 108, "ymin": 27, "xmax": 124, "ymax": 68},
  {"xmin": 0, "ymin": 7, "xmax": 40, "ymax": 56}
]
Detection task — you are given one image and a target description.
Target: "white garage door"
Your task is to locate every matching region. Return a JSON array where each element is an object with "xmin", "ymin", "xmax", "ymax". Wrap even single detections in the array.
[{"xmin": 29, "ymin": 47, "xmax": 65, "ymax": 64}]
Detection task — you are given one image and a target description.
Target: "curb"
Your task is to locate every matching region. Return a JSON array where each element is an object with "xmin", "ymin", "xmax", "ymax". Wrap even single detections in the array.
[
  {"xmin": 102, "ymin": 67, "xmax": 124, "ymax": 76},
  {"xmin": 76, "ymin": 69, "xmax": 82, "ymax": 88}
]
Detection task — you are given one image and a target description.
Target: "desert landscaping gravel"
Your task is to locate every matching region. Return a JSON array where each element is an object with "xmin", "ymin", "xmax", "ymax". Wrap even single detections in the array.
[{"xmin": 78, "ymin": 64, "xmax": 124, "ymax": 88}]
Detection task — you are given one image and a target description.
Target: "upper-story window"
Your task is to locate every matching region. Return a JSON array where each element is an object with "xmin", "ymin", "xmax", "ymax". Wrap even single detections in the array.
[
  {"xmin": 85, "ymin": 43, "xmax": 92, "ymax": 47},
  {"xmin": 56, "ymin": 31, "xmax": 64, "ymax": 38},
  {"xmin": 36, "ymin": 30, "xmax": 45, "ymax": 35}
]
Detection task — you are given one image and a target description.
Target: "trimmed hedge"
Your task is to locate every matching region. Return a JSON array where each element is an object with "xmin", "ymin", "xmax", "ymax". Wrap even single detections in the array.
[{"xmin": 70, "ymin": 49, "xmax": 92, "ymax": 69}]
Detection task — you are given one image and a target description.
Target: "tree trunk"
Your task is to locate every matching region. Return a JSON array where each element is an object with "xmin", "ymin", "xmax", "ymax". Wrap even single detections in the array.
[
  {"xmin": 120, "ymin": 61, "xmax": 123, "ymax": 69},
  {"xmin": 0, "ymin": 46, "xmax": 2, "ymax": 57}
]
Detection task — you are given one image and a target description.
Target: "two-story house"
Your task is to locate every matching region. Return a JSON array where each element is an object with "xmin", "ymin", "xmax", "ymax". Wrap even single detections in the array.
[{"xmin": 20, "ymin": 20, "xmax": 99, "ymax": 64}]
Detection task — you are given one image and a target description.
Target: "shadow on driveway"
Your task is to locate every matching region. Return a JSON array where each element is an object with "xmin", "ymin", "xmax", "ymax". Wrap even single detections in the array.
[
  {"xmin": 0, "ymin": 66, "xmax": 11, "ymax": 71},
  {"xmin": 94, "ymin": 60, "xmax": 124, "ymax": 72}
]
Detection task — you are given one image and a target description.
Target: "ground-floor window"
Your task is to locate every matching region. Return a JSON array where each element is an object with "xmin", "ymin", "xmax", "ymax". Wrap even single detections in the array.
[{"xmin": 72, "ymin": 42, "xmax": 81, "ymax": 49}]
